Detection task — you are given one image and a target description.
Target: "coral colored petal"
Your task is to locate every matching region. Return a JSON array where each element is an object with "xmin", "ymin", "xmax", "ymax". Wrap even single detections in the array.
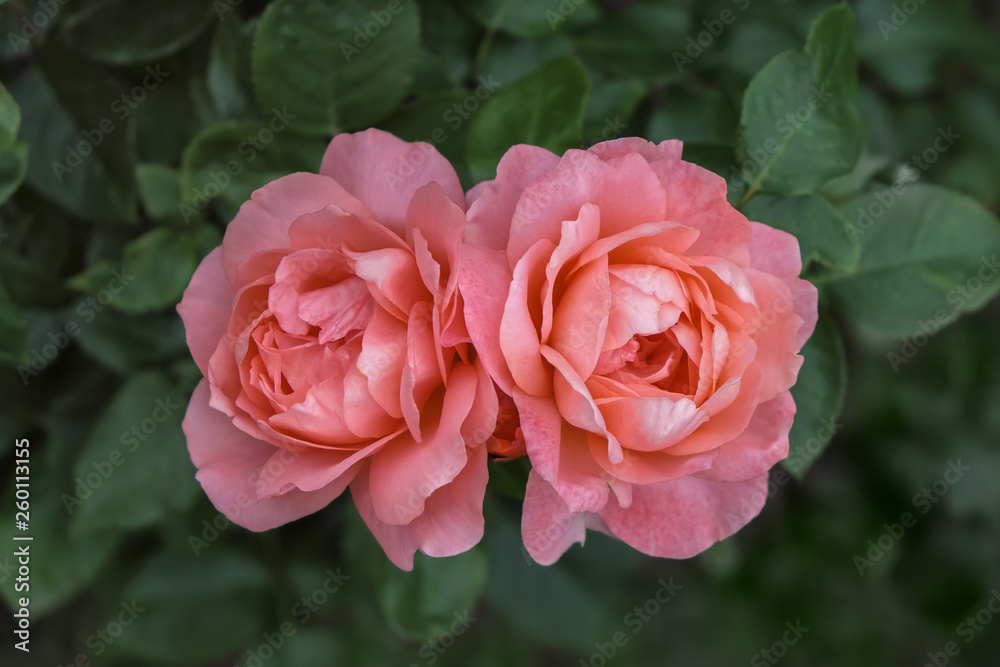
[
  {"xmin": 699, "ymin": 391, "xmax": 794, "ymax": 483},
  {"xmin": 320, "ymin": 129, "xmax": 464, "ymax": 237},
  {"xmin": 370, "ymin": 364, "xmax": 478, "ymax": 525},
  {"xmin": 521, "ymin": 470, "xmax": 587, "ymax": 565},
  {"xmin": 465, "ymin": 144, "xmax": 561, "ymax": 252},
  {"xmin": 184, "ymin": 381, "xmax": 353, "ymax": 531},
  {"xmin": 352, "ymin": 445, "xmax": 488, "ymax": 570},
  {"xmin": 222, "ymin": 173, "xmax": 369, "ymax": 285},
  {"xmin": 178, "ymin": 247, "xmax": 233, "ymax": 375},
  {"xmin": 514, "ymin": 389, "xmax": 609, "ymax": 514},
  {"xmin": 599, "ymin": 473, "xmax": 770, "ymax": 558},
  {"xmin": 459, "ymin": 244, "xmax": 515, "ymax": 394}
]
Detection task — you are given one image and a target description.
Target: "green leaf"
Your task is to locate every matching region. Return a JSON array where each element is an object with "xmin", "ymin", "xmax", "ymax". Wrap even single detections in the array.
[
  {"xmin": 0, "ymin": 80, "xmax": 20, "ymax": 150},
  {"xmin": 68, "ymin": 225, "xmax": 220, "ymax": 314},
  {"xmin": 136, "ymin": 163, "xmax": 192, "ymax": 225},
  {"xmin": 207, "ymin": 15, "xmax": 258, "ymax": 120},
  {"xmin": 737, "ymin": 2, "xmax": 862, "ymax": 199},
  {"xmin": 252, "ymin": 0, "xmax": 421, "ymax": 133},
  {"xmin": 0, "ymin": 278, "xmax": 27, "ymax": 364},
  {"xmin": 180, "ymin": 119, "xmax": 325, "ymax": 221},
  {"xmin": 134, "ymin": 79, "xmax": 202, "ymax": 166},
  {"xmin": 104, "ymin": 550, "xmax": 270, "ymax": 664},
  {"xmin": 783, "ymin": 313, "xmax": 846, "ymax": 478},
  {"xmin": 375, "ymin": 545, "xmax": 487, "ymax": 641},
  {"xmin": 741, "ymin": 193, "xmax": 859, "ymax": 274},
  {"xmin": 573, "ymin": 2, "xmax": 690, "ymax": 85},
  {"xmin": 466, "ymin": 56, "xmax": 589, "ymax": 181},
  {"xmin": 827, "ymin": 184, "xmax": 1000, "ymax": 336},
  {"xmin": 0, "ymin": 141, "xmax": 26, "ymax": 205},
  {"xmin": 820, "ymin": 151, "xmax": 891, "ymax": 203},
  {"xmin": 8, "ymin": 58, "xmax": 137, "ymax": 221},
  {"xmin": 69, "ymin": 371, "xmax": 198, "ymax": 535},
  {"xmin": 60, "ymin": 0, "xmax": 214, "ymax": 65},
  {"xmin": 463, "ymin": 0, "xmax": 600, "ymax": 38}
]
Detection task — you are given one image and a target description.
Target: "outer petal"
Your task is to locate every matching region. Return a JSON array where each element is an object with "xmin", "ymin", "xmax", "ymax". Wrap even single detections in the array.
[
  {"xmin": 698, "ymin": 391, "xmax": 794, "ymax": 483},
  {"xmin": 320, "ymin": 129, "xmax": 464, "ymax": 236},
  {"xmin": 222, "ymin": 173, "xmax": 369, "ymax": 285},
  {"xmin": 465, "ymin": 144, "xmax": 561, "ymax": 251},
  {"xmin": 178, "ymin": 247, "xmax": 233, "ymax": 374},
  {"xmin": 506, "ymin": 150, "xmax": 667, "ymax": 265},
  {"xmin": 369, "ymin": 364, "xmax": 478, "ymax": 525},
  {"xmin": 586, "ymin": 137, "xmax": 683, "ymax": 163},
  {"xmin": 649, "ymin": 159, "xmax": 752, "ymax": 266},
  {"xmin": 599, "ymin": 473, "xmax": 770, "ymax": 559},
  {"xmin": 184, "ymin": 381, "xmax": 352, "ymax": 531},
  {"xmin": 459, "ymin": 244, "xmax": 515, "ymax": 394},
  {"xmin": 521, "ymin": 471, "xmax": 587, "ymax": 565},
  {"xmin": 351, "ymin": 445, "xmax": 488, "ymax": 570},
  {"xmin": 514, "ymin": 389, "xmax": 609, "ymax": 514}
]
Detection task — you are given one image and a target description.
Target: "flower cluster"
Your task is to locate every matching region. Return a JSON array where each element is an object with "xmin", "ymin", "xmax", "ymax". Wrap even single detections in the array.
[{"xmin": 178, "ymin": 129, "xmax": 817, "ymax": 570}]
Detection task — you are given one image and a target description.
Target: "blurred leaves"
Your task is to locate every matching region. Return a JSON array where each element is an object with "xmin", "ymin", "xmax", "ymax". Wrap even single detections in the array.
[
  {"xmin": 466, "ymin": 55, "xmax": 589, "ymax": 181},
  {"xmin": 68, "ymin": 225, "xmax": 221, "ymax": 314},
  {"xmin": 179, "ymin": 119, "xmax": 325, "ymax": 221},
  {"xmin": 252, "ymin": 0, "xmax": 421, "ymax": 133},
  {"xmin": 60, "ymin": 0, "xmax": 214, "ymax": 66},
  {"xmin": 105, "ymin": 550, "xmax": 270, "ymax": 664},
  {"xmin": 375, "ymin": 545, "xmax": 487, "ymax": 641},
  {"xmin": 69, "ymin": 371, "xmax": 198, "ymax": 535}
]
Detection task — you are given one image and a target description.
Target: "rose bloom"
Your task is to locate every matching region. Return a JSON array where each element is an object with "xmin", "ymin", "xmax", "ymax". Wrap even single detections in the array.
[
  {"xmin": 178, "ymin": 129, "xmax": 500, "ymax": 570},
  {"xmin": 460, "ymin": 138, "xmax": 818, "ymax": 564}
]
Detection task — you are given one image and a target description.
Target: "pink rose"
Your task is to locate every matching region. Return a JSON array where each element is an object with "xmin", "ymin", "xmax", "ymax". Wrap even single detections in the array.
[
  {"xmin": 178, "ymin": 129, "xmax": 500, "ymax": 570},
  {"xmin": 460, "ymin": 138, "xmax": 818, "ymax": 564}
]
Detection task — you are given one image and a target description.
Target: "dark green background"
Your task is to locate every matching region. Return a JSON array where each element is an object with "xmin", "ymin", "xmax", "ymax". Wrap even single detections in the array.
[{"xmin": 1, "ymin": 0, "xmax": 999, "ymax": 665}]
